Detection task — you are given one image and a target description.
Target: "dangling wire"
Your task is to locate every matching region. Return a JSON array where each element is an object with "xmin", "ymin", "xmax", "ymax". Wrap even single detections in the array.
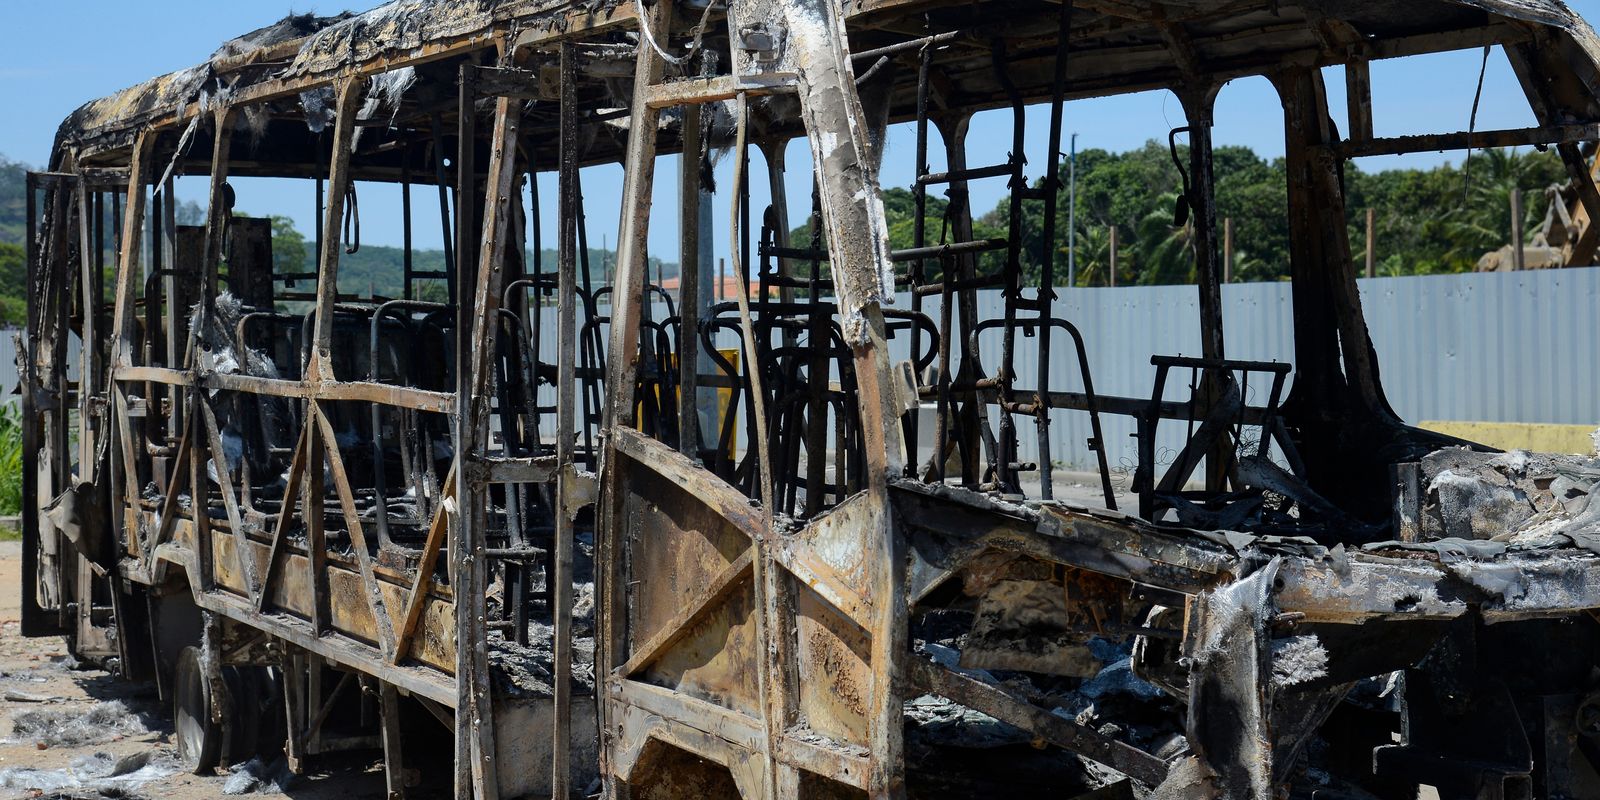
[
  {"xmin": 343, "ymin": 183, "xmax": 361, "ymax": 255},
  {"xmin": 1463, "ymin": 44, "xmax": 1491, "ymax": 203},
  {"xmin": 634, "ymin": 0, "xmax": 718, "ymax": 66}
]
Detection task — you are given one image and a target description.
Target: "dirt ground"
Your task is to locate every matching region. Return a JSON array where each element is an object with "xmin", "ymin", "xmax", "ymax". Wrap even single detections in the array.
[{"xmin": 0, "ymin": 541, "xmax": 389, "ymax": 800}]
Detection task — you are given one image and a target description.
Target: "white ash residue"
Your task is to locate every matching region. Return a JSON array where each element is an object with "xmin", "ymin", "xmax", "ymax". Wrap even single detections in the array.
[
  {"xmin": 0, "ymin": 749, "xmax": 174, "ymax": 795},
  {"xmin": 300, "ymin": 86, "xmax": 338, "ymax": 134},
  {"xmin": 1270, "ymin": 635, "xmax": 1329, "ymax": 689},
  {"xmin": 353, "ymin": 67, "xmax": 418, "ymax": 147},
  {"xmin": 191, "ymin": 293, "xmax": 278, "ymax": 379},
  {"xmin": 1420, "ymin": 447, "xmax": 1600, "ymax": 543},
  {"xmin": 10, "ymin": 700, "xmax": 150, "ymax": 747},
  {"xmin": 210, "ymin": 12, "xmax": 351, "ymax": 62},
  {"xmin": 221, "ymin": 755, "xmax": 296, "ymax": 795}
]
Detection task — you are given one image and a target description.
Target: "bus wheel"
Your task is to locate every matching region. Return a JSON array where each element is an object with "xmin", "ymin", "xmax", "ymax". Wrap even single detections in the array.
[{"xmin": 174, "ymin": 645, "xmax": 222, "ymax": 774}]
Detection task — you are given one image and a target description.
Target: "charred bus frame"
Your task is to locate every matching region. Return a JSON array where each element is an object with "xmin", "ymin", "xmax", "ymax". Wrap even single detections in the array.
[{"xmin": 21, "ymin": 0, "xmax": 1600, "ymax": 798}]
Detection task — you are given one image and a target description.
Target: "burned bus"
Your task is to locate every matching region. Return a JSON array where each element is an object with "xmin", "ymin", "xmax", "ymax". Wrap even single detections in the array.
[{"xmin": 19, "ymin": 0, "xmax": 1600, "ymax": 797}]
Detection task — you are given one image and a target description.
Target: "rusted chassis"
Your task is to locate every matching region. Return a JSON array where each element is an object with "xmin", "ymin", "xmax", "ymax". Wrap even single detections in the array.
[{"xmin": 22, "ymin": 1, "xmax": 1600, "ymax": 799}]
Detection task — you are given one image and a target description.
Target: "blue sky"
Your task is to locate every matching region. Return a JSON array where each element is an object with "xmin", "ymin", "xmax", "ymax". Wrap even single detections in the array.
[{"xmin": 4, "ymin": 0, "xmax": 1598, "ymax": 263}]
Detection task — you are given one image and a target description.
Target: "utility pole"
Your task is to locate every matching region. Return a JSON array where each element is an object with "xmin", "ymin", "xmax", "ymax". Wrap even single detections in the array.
[
  {"xmin": 1366, "ymin": 208, "xmax": 1376, "ymax": 278},
  {"xmin": 1067, "ymin": 133, "xmax": 1078, "ymax": 288},
  {"xmin": 1223, "ymin": 217, "xmax": 1234, "ymax": 284},
  {"xmin": 1108, "ymin": 224, "xmax": 1118, "ymax": 288},
  {"xmin": 1510, "ymin": 188, "xmax": 1525, "ymax": 271}
]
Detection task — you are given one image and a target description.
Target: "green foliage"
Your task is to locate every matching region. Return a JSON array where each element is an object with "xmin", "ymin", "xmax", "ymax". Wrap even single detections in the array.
[
  {"xmin": 268, "ymin": 215, "xmax": 307, "ymax": 278},
  {"xmin": 0, "ymin": 400, "xmax": 22, "ymax": 518},
  {"xmin": 942, "ymin": 142, "xmax": 1564, "ymax": 286},
  {"xmin": 0, "ymin": 242, "xmax": 24, "ymax": 325}
]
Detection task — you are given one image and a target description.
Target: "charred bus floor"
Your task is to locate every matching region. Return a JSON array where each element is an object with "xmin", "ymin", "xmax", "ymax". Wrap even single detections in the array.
[{"xmin": 18, "ymin": 0, "xmax": 1600, "ymax": 798}]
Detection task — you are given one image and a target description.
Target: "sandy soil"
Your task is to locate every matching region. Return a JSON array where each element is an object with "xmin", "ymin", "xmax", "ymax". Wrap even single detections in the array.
[{"xmin": 0, "ymin": 541, "xmax": 388, "ymax": 800}]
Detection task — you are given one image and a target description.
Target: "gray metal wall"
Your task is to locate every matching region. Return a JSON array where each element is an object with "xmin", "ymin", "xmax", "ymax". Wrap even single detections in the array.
[
  {"xmin": 0, "ymin": 332, "xmax": 18, "ymax": 399},
  {"xmin": 10, "ymin": 267, "xmax": 1595, "ymax": 474},
  {"xmin": 882, "ymin": 266, "xmax": 1600, "ymax": 473}
]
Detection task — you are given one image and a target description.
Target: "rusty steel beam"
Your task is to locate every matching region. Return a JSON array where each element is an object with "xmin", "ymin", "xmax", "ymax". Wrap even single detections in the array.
[
  {"xmin": 908, "ymin": 659, "xmax": 1170, "ymax": 784},
  {"xmin": 198, "ymin": 399, "xmax": 259, "ymax": 603},
  {"xmin": 390, "ymin": 467, "xmax": 452, "ymax": 664},
  {"xmin": 307, "ymin": 78, "xmax": 362, "ymax": 376},
  {"xmin": 455, "ymin": 60, "xmax": 523, "ymax": 798},
  {"xmin": 551, "ymin": 39, "xmax": 580, "ymax": 800},
  {"xmin": 1338, "ymin": 122, "xmax": 1600, "ymax": 159},
  {"xmin": 312, "ymin": 404, "xmax": 399, "ymax": 659},
  {"xmin": 597, "ymin": 5, "xmax": 675, "ymax": 791},
  {"xmin": 256, "ymin": 419, "xmax": 310, "ymax": 614}
]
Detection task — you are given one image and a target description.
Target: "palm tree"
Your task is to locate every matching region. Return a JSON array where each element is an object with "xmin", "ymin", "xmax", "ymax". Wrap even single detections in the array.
[
  {"xmin": 1444, "ymin": 148, "xmax": 1547, "ymax": 266},
  {"xmin": 1067, "ymin": 223, "xmax": 1112, "ymax": 287},
  {"xmin": 1135, "ymin": 192, "xmax": 1195, "ymax": 285}
]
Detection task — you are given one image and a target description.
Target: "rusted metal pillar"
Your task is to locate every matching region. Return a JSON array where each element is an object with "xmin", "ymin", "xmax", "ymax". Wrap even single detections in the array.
[
  {"xmin": 104, "ymin": 133, "xmax": 156, "ymax": 566},
  {"xmin": 934, "ymin": 114, "xmax": 985, "ymax": 489},
  {"xmin": 1032, "ymin": 0, "xmax": 1075, "ymax": 500},
  {"xmin": 1181, "ymin": 86, "xmax": 1225, "ymax": 363},
  {"xmin": 309, "ymin": 79, "xmax": 361, "ymax": 376},
  {"xmin": 678, "ymin": 101, "xmax": 704, "ymax": 457},
  {"xmin": 551, "ymin": 40, "xmax": 580, "ymax": 800},
  {"xmin": 1180, "ymin": 86, "xmax": 1229, "ymax": 492},
  {"xmin": 381, "ymin": 681, "xmax": 408, "ymax": 799},
  {"xmin": 1345, "ymin": 57, "xmax": 1374, "ymax": 143},
  {"xmin": 456, "ymin": 74, "xmax": 521, "ymax": 799},
  {"xmin": 598, "ymin": 1, "xmax": 673, "ymax": 792},
  {"xmin": 1274, "ymin": 66, "xmax": 1387, "ymax": 415}
]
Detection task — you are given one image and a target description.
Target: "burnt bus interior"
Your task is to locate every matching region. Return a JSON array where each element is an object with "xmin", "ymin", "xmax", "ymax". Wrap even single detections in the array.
[{"xmin": 21, "ymin": 0, "xmax": 1600, "ymax": 797}]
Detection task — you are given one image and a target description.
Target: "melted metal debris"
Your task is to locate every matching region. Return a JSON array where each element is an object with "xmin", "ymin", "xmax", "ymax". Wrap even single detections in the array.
[
  {"xmin": 1269, "ymin": 635, "xmax": 1329, "ymax": 690},
  {"xmin": 190, "ymin": 292, "xmax": 281, "ymax": 382},
  {"xmin": 488, "ymin": 635, "xmax": 596, "ymax": 698},
  {"xmin": 285, "ymin": 0, "xmax": 510, "ymax": 79},
  {"xmin": 220, "ymin": 756, "xmax": 296, "ymax": 795},
  {"xmin": 489, "ymin": 583, "xmax": 598, "ymax": 698},
  {"xmin": 1416, "ymin": 447, "xmax": 1600, "ymax": 546},
  {"xmin": 211, "ymin": 12, "xmax": 354, "ymax": 61}
]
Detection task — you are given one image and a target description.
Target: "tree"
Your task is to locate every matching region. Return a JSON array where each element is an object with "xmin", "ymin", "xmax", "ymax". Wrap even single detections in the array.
[{"xmin": 268, "ymin": 215, "xmax": 308, "ymax": 277}]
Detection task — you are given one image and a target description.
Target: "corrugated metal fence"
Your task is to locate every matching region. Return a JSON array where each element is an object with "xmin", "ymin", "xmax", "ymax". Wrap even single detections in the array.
[
  {"xmin": 874, "ymin": 266, "xmax": 1600, "ymax": 472},
  {"xmin": 7, "ymin": 267, "xmax": 1596, "ymax": 473}
]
